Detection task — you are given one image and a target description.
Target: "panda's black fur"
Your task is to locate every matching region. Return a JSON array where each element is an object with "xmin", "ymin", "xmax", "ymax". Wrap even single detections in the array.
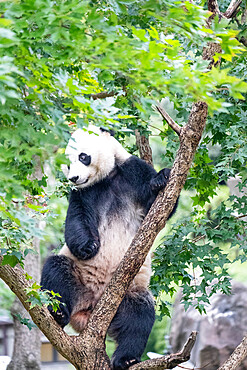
[{"xmin": 41, "ymin": 127, "xmax": 178, "ymax": 370}]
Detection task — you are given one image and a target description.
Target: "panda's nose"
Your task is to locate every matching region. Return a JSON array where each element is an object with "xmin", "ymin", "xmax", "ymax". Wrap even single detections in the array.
[{"xmin": 69, "ymin": 176, "xmax": 79, "ymax": 184}]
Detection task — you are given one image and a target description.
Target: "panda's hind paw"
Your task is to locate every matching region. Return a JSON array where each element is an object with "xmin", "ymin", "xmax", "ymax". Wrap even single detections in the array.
[
  {"xmin": 48, "ymin": 304, "xmax": 70, "ymax": 328},
  {"xmin": 112, "ymin": 356, "xmax": 139, "ymax": 370}
]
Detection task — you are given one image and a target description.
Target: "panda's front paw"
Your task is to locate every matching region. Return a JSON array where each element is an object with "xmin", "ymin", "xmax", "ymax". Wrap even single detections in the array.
[
  {"xmin": 150, "ymin": 168, "xmax": 171, "ymax": 193},
  {"xmin": 48, "ymin": 304, "xmax": 70, "ymax": 328},
  {"xmin": 112, "ymin": 356, "xmax": 139, "ymax": 370},
  {"xmin": 76, "ymin": 240, "xmax": 100, "ymax": 260}
]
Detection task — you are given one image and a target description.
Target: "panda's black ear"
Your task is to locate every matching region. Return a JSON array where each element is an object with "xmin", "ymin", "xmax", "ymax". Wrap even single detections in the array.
[{"xmin": 100, "ymin": 127, "xmax": 115, "ymax": 136}]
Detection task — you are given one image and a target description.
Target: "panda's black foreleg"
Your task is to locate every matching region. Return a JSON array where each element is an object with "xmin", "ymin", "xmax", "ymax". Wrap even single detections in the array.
[
  {"xmin": 150, "ymin": 168, "xmax": 178, "ymax": 218},
  {"xmin": 41, "ymin": 255, "xmax": 79, "ymax": 328},
  {"xmin": 108, "ymin": 290, "xmax": 155, "ymax": 370}
]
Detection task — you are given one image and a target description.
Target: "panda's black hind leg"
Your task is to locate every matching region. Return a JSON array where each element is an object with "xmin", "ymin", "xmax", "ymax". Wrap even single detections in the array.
[
  {"xmin": 108, "ymin": 290, "xmax": 155, "ymax": 370},
  {"xmin": 41, "ymin": 255, "xmax": 79, "ymax": 328}
]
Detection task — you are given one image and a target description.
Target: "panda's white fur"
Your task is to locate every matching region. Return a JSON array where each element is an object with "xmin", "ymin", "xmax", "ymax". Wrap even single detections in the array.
[
  {"xmin": 62, "ymin": 126, "xmax": 131, "ymax": 188},
  {"xmin": 60, "ymin": 211, "xmax": 152, "ymax": 331}
]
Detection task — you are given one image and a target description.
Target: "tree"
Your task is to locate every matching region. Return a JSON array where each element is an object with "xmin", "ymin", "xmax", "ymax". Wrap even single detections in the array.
[
  {"xmin": 6, "ymin": 163, "xmax": 44, "ymax": 370},
  {"xmin": 0, "ymin": 0, "xmax": 247, "ymax": 369}
]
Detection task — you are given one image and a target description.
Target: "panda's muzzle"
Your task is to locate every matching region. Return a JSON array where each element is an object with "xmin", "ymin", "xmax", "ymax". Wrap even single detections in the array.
[
  {"xmin": 69, "ymin": 176, "xmax": 88, "ymax": 186},
  {"xmin": 69, "ymin": 176, "xmax": 79, "ymax": 184}
]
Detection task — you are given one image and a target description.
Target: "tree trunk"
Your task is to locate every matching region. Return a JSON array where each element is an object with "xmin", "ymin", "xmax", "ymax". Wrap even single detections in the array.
[
  {"xmin": 7, "ymin": 161, "xmax": 43, "ymax": 370},
  {"xmin": 7, "ymin": 298, "xmax": 41, "ymax": 370},
  {"xmin": 7, "ymin": 244, "xmax": 41, "ymax": 370}
]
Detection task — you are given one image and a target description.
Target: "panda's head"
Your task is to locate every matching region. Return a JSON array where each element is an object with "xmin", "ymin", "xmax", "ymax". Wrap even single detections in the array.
[{"xmin": 62, "ymin": 126, "xmax": 131, "ymax": 188}]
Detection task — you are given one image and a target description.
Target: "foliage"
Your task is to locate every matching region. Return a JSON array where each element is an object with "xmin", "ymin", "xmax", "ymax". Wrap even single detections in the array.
[
  {"xmin": 0, "ymin": 0, "xmax": 246, "ymax": 326},
  {"xmin": 152, "ymin": 198, "xmax": 247, "ymax": 313},
  {"xmin": 151, "ymin": 48, "xmax": 247, "ymax": 315},
  {"xmin": 14, "ymin": 313, "xmax": 37, "ymax": 330},
  {"xmin": 25, "ymin": 279, "xmax": 63, "ymax": 312}
]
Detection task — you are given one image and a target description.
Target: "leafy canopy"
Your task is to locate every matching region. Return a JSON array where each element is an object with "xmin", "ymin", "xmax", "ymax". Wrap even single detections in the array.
[{"xmin": 0, "ymin": 0, "xmax": 247, "ymax": 315}]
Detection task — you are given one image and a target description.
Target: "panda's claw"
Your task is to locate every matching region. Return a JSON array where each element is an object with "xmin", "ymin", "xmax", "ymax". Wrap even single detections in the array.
[
  {"xmin": 112, "ymin": 356, "xmax": 139, "ymax": 370},
  {"xmin": 150, "ymin": 168, "xmax": 171, "ymax": 192},
  {"xmin": 76, "ymin": 240, "xmax": 100, "ymax": 260}
]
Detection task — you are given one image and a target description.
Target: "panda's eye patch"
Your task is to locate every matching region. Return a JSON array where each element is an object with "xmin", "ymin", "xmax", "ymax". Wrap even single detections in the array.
[
  {"xmin": 67, "ymin": 165, "xmax": 70, "ymax": 170},
  {"xmin": 79, "ymin": 153, "xmax": 91, "ymax": 166}
]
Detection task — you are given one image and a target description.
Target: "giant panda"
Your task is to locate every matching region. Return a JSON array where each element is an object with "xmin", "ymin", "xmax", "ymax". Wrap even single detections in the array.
[{"xmin": 41, "ymin": 126, "xmax": 178, "ymax": 370}]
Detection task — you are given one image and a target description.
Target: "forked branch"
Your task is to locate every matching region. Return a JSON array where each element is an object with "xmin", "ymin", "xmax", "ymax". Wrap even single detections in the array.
[
  {"xmin": 224, "ymin": 0, "xmax": 242, "ymax": 18},
  {"xmin": 207, "ymin": 0, "xmax": 242, "ymax": 18},
  {"xmin": 129, "ymin": 331, "xmax": 197, "ymax": 370}
]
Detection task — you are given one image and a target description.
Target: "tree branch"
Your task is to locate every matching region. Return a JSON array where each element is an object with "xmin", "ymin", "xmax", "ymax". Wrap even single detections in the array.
[
  {"xmin": 0, "ymin": 260, "xmax": 77, "ymax": 357},
  {"xmin": 155, "ymin": 105, "xmax": 181, "ymax": 136},
  {"xmin": 0, "ymin": 101, "xmax": 207, "ymax": 369},
  {"xmin": 135, "ymin": 129, "xmax": 153, "ymax": 166},
  {"xmin": 90, "ymin": 91, "xmax": 118, "ymax": 100},
  {"xmin": 202, "ymin": 42, "xmax": 222, "ymax": 67},
  {"xmin": 129, "ymin": 331, "xmax": 197, "ymax": 370},
  {"xmin": 224, "ymin": 0, "xmax": 242, "ymax": 18},
  {"xmin": 0, "ymin": 100, "xmax": 207, "ymax": 370},
  {"xmin": 85, "ymin": 101, "xmax": 208, "ymax": 339},
  {"xmin": 218, "ymin": 335, "xmax": 247, "ymax": 370},
  {"xmin": 208, "ymin": 0, "xmax": 221, "ymax": 15},
  {"xmin": 207, "ymin": 0, "xmax": 242, "ymax": 18},
  {"xmin": 0, "ymin": 258, "xmax": 111, "ymax": 369}
]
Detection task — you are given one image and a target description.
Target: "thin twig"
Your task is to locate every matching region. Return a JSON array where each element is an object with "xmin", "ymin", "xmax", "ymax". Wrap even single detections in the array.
[
  {"xmin": 90, "ymin": 91, "xmax": 118, "ymax": 100},
  {"xmin": 237, "ymin": 214, "xmax": 247, "ymax": 219},
  {"xmin": 191, "ymin": 213, "xmax": 247, "ymax": 244},
  {"xmin": 191, "ymin": 224, "xmax": 220, "ymax": 244},
  {"xmin": 149, "ymin": 123, "xmax": 164, "ymax": 132},
  {"xmin": 155, "ymin": 105, "xmax": 181, "ymax": 136},
  {"xmin": 129, "ymin": 331, "xmax": 197, "ymax": 370}
]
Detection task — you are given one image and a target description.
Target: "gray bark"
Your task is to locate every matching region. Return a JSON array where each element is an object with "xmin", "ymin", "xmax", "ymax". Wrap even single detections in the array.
[
  {"xmin": 7, "ymin": 242, "xmax": 41, "ymax": 370},
  {"xmin": 7, "ymin": 161, "xmax": 43, "ymax": 370}
]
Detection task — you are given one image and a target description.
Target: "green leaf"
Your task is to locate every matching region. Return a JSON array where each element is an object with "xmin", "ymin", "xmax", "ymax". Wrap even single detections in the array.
[
  {"xmin": 1, "ymin": 254, "xmax": 20, "ymax": 267},
  {"xmin": 148, "ymin": 26, "xmax": 159, "ymax": 40},
  {"xmin": 132, "ymin": 27, "xmax": 148, "ymax": 42}
]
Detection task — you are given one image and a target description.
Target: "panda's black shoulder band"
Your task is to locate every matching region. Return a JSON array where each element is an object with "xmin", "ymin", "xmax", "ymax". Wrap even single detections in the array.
[{"xmin": 100, "ymin": 127, "xmax": 115, "ymax": 136}]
